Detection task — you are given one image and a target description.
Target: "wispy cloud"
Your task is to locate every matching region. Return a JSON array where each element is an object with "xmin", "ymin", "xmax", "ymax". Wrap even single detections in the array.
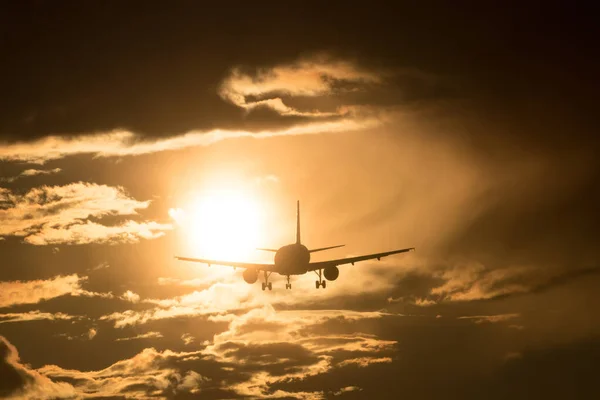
[
  {"xmin": 337, "ymin": 357, "xmax": 393, "ymax": 368},
  {"xmin": 458, "ymin": 313, "xmax": 520, "ymax": 324},
  {"xmin": 0, "ymin": 168, "xmax": 61, "ymax": 183},
  {"xmin": 115, "ymin": 331, "xmax": 163, "ymax": 342},
  {"xmin": 219, "ymin": 56, "xmax": 382, "ymax": 117},
  {"xmin": 333, "ymin": 386, "xmax": 363, "ymax": 396},
  {"xmin": 0, "ymin": 311, "xmax": 77, "ymax": 324},
  {"xmin": 181, "ymin": 333, "xmax": 195, "ymax": 345},
  {"xmin": 0, "ymin": 182, "xmax": 172, "ymax": 245},
  {"xmin": 0, "ymin": 118, "xmax": 379, "ymax": 164}
]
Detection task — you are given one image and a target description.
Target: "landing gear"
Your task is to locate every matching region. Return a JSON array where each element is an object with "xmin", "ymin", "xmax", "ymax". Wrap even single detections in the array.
[
  {"xmin": 261, "ymin": 271, "xmax": 273, "ymax": 291},
  {"xmin": 313, "ymin": 269, "xmax": 327, "ymax": 289},
  {"xmin": 285, "ymin": 275, "xmax": 292, "ymax": 289}
]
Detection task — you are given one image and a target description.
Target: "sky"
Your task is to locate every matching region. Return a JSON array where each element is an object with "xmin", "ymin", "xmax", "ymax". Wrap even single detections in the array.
[{"xmin": 1, "ymin": 2, "xmax": 599, "ymax": 399}]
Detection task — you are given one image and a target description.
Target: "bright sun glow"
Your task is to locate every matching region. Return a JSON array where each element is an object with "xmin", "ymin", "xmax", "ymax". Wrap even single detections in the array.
[{"xmin": 170, "ymin": 190, "xmax": 264, "ymax": 261}]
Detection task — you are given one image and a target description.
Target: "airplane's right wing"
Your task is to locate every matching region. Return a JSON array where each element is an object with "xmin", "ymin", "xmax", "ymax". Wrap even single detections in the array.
[
  {"xmin": 175, "ymin": 256, "xmax": 276, "ymax": 271},
  {"xmin": 307, "ymin": 247, "xmax": 414, "ymax": 271}
]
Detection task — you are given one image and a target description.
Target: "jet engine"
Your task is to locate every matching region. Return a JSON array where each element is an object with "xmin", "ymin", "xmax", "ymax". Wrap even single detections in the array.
[
  {"xmin": 243, "ymin": 268, "xmax": 258, "ymax": 284},
  {"xmin": 324, "ymin": 266, "xmax": 339, "ymax": 281}
]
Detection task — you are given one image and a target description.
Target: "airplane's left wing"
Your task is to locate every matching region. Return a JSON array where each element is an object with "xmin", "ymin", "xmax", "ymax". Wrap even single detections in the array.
[
  {"xmin": 307, "ymin": 247, "xmax": 414, "ymax": 271},
  {"xmin": 175, "ymin": 256, "xmax": 276, "ymax": 271}
]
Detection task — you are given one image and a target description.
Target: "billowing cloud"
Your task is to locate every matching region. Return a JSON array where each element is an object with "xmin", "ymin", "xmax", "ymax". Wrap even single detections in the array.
[
  {"xmin": 202, "ymin": 304, "xmax": 397, "ymax": 398},
  {"xmin": 0, "ymin": 336, "xmax": 75, "ymax": 399},
  {"xmin": 36, "ymin": 345, "xmax": 206, "ymax": 399},
  {"xmin": 0, "ymin": 182, "xmax": 172, "ymax": 245}
]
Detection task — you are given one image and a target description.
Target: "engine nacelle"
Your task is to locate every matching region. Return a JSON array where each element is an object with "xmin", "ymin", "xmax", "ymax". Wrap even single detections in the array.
[
  {"xmin": 324, "ymin": 266, "xmax": 339, "ymax": 281},
  {"xmin": 243, "ymin": 268, "xmax": 258, "ymax": 284}
]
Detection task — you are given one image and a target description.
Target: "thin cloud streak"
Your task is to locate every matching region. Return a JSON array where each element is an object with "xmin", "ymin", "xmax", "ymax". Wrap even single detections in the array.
[
  {"xmin": 115, "ymin": 332, "xmax": 163, "ymax": 342},
  {"xmin": 0, "ymin": 118, "xmax": 381, "ymax": 163},
  {"xmin": 0, "ymin": 168, "xmax": 62, "ymax": 183},
  {"xmin": 0, "ymin": 311, "xmax": 77, "ymax": 324}
]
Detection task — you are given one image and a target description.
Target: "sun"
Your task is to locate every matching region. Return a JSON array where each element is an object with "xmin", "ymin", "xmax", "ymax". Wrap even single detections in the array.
[{"xmin": 171, "ymin": 189, "xmax": 264, "ymax": 261}]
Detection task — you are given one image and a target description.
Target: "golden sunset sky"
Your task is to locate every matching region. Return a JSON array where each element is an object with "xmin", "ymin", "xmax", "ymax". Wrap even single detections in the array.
[{"xmin": 0, "ymin": 2, "xmax": 598, "ymax": 399}]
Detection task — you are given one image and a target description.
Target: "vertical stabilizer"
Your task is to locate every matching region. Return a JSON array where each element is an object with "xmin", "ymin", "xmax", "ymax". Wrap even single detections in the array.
[{"xmin": 296, "ymin": 200, "xmax": 301, "ymax": 244}]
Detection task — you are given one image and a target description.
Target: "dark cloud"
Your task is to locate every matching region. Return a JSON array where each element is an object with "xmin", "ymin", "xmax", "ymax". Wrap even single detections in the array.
[
  {"xmin": 1, "ymin": 2, "xmax": 596, "ymax": 145},
  {"xmin": 0, "ymin": 336, "xmax": 31, "ymax": 398},
  {"xmin": 0, "ymin": 336, "xmax": 75, "ymax": 399}
]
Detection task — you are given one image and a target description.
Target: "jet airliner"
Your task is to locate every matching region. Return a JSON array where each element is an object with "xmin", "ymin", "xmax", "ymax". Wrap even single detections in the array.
[{"xmin": 176, "ymin": 201, "xmax": 414, "ymax": 290}]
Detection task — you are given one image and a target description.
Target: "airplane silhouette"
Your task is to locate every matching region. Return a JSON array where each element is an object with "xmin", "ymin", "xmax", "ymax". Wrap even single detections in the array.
[{"xmin": 176, "ymin": 201, "xmax": 414, "ymax": 290}]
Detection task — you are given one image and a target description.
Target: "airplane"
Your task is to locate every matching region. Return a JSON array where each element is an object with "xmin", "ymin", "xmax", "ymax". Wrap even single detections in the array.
[{"xmin": 175, "ymin": 201, "xmax": 414, "ymax": 290}]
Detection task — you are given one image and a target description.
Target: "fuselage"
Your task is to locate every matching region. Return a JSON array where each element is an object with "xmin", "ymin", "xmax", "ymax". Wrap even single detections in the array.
[{"xmin": 274, "ymin": 243, "xmax": 310, "ymax": 275}]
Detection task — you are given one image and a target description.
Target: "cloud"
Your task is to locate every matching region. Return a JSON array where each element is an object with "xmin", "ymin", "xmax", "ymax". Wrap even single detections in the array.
[
  {"xmin": 88, "ymin": 262, "xmax": 110, "ymax": 272},
  {"xmin": 100, "ymin": 274, "xmax": 395, "ymax": 328},
  {"xmin": 100, "ymin": 283, "xmax": 253, "ymax": 328},
  {"xmin": 336, "ymin": 357, "xmax": 393, "ymax": 368},
  {"xmin": 458, "ymin": 314, "xmax": 520, "ymax": 324},
  {"xmin": 181, "ymin": 333, "xmax": 195, "ymax": 345},
  {"xmin": 87, "ymin": 328, "xmax": 97, "ymax": 340},
  {"xmin": 202, "ymin": 304, "xmax": 397, "ymax": 398},
  {"xmin": 333, "ymin": 386, "xmax": 363, "ymax": 396},
  {"xmin": 38, "ymin": 346, "xmax": 207, "ymax": 399},
  {"xmin": 0, "ymin": 274, "xmax": 115, "ymax": 309},
  {"xmin": 0, "ymin": 311, "xmax": 77, "ymax": 324},
  {"xmin": 0, "ymin": 182, "xmax": 172, "ymax": 245},
  {"xmin": 0, "ymin": 118, "xmax": 379, "ymax": 163},
  {"xmin": 0, "ymin": 168, "xmax": 62, "ymax": 183},
  {"xmin": 0, "ymin": 336, "xmax": 76, "ymax": 399},
  {"xmin": 119, "ymin": 290, "xmax": 141, "ymax": 303},
  {"xmin": 0, "ymin": 55, "xmax": 408, "ymax": 165},
  {"xmin": 219, "ymin": 56, "xmax": 382, "ymax": 118},
  {"xmin": 0, "ymin": 275, "xmax": 85, "ymax": 308},
  {"xmin": 115, "ymin": 331, "xmax": 163, "ymax": 342},
  {"xmin": 1, "ymin": 300, "xmax": 399, "ymax": 399}
]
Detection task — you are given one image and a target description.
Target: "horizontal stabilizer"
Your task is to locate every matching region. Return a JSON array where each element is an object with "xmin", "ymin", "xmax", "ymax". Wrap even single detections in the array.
[
  {"xmin": 257, "ymin": 248, "xmax": 278, "ymax": 252},
  {"xmin": 309, "ymin": 244, "xmax": 345, "ymax": 253}
]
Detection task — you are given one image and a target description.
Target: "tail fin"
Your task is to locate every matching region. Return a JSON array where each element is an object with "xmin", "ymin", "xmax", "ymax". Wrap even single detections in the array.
[
  {"xmin": 296, "ymin": 200, "xmax": 301, "ymax": 244},
  {"xmin": 309, "ymin": 244, "xmax": 345, "ymax": 253}
]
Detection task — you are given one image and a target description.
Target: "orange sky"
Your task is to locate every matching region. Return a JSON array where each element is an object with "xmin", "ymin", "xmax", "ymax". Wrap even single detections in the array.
[{"xmin": 1, "ymin": 2, "xmax": 599, "ymax": 399}]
